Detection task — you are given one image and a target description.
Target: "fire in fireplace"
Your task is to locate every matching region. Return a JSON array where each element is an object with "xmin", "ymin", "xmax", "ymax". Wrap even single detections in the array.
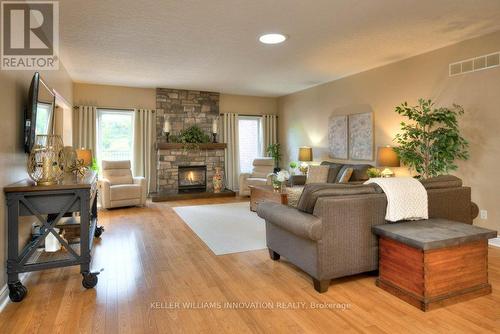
[{"xmin": 178, "ymin": 165, "xmax": 207, "ymax": 193}]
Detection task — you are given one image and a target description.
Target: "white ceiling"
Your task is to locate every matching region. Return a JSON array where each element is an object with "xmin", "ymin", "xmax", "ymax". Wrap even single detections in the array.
[{"xmin": 59, "ymin": 0, "xmax": 500, "ymax": 97}]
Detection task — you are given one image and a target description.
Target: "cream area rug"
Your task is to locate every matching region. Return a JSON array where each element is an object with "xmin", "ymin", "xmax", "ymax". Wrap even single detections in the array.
[{"xmin": 173, "ymin": 202, "xmax": 267, "ymax": 255}]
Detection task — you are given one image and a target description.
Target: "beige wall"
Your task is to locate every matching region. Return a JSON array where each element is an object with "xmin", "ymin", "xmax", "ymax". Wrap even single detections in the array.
[
  {"xmin": 278, "ymin": 30, "xmax": 500, "ymax": 231},
  {"xmin": 73, "ymin": 83, "xmax": 156, "ymax": 110},
  {"xmin": 74, "ymin": 84, "xmax": 278, "ymax": 116},
  {"xmin": 220, "ymin": 94, "xmax": 278, "ymax": 115},
  {"xmin": 0, "ymin": 66, "xmax": 74, "ymax": 289}
]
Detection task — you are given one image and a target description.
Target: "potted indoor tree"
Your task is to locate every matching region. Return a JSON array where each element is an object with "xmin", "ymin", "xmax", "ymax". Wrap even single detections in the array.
[
  {"xmin": 393, "ymin": 99, "xmax": 469, "ymax": 179},
  {"xmin": 266, "ymin": 143, "xmax": 281, "ymax": 173}
]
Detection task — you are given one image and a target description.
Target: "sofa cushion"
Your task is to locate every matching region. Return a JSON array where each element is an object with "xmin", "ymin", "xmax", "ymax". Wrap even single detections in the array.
[
  {"xmin": 287, "ymin": 186, "xmax": 304, "ymax": 207},
  {"xmin": 103, "ymin": 169, "xmax": 133, "ymax": 185},
  {"xmin": 337, "ymin": 167, "xmax": 353, "ymax": 183},
  {"xmin": 102, "ymin": 160, "xmax": 131, "ymax": 170},
  {"xmin": 420, "ymin": 175, "xmax": 462, "ymax": 189},
  {"xmin": 335, "ymin": 164, "xmax": 372, "ymax": 182},
  {"xmin": 297, "ymin": 183, "xmax": 383, "ymax": 213},
  {"xmin": 253, "ymin": 158, "xmax": 274, "ymax": 166},
  {"xmin": 306, "ymin": 165, "xmax": 329, "ymax": 184},
  {"xmin": 102, "ymin": 160, "xmax": 134, "ymax": 185},
  {"xmin": 252, "ymin": 165, "xmax": 273, "ymax": 178},
  {"xmin": 110, "ymin": 184, "xmax": 141, "ymax": 201},
  {"xmin": 320, "ymin": 161, "xmax": 344, "ymax": 183}
]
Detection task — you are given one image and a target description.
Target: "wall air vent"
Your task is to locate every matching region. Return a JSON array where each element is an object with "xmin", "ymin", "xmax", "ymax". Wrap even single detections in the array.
[{"xmin": 449, "ymin": 51, "xmax": 500, "ymax": 76}]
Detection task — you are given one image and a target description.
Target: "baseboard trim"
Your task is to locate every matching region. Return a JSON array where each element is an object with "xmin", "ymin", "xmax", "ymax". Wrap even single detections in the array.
[
  {"xmin": 0, "ymin": 272, "xmax": 30, "ymax": 313},
  {"xmin": 489, "ymin": 237, "xmax": 500, "ymax": 248}
]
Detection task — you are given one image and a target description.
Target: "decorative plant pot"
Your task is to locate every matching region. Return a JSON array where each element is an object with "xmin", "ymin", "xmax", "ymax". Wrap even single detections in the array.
[{"xmin": 213, "ymin": 167, "xmax": 223, "ymax": 193}]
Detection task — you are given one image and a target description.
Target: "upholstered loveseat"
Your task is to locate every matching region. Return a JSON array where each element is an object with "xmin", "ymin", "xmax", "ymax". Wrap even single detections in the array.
[{"xmin": 257, "ymin": 175, "xmax": 478, "ymax": 293}]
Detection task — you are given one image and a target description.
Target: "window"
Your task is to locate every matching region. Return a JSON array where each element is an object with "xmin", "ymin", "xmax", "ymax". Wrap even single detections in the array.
[
  {"xmin": 97, "ymin": 109, "xmax": 134, "ymax": 168},
  {"xmin": 35, "ymin": 102, "xmax": 52, "ymax": 135},
  {"xmin": 238, "ymin": 116, "xmax": 263, "ymax": 173}
]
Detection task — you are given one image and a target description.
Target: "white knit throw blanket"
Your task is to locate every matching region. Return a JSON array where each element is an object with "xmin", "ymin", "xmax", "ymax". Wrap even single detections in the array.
[{"xmin": 365, "ymin": 177, "xmax": 428, "ymax": 222}]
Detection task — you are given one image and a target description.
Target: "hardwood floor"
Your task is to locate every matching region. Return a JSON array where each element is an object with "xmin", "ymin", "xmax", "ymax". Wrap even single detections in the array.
[{"xmin": 1, "ymin": 197, "xmax": 499, "ymax": 333}]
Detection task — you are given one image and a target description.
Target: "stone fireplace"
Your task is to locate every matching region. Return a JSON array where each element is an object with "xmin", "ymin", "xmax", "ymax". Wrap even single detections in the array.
[{"xmin": 155, "ymin": 88, "xmax": 225, "ymax": 195}]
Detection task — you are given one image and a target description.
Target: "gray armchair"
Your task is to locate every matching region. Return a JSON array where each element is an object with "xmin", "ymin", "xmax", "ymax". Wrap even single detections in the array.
[{"xmin": 99, "ymin": 160, "xmax": 147, "ymax": 209}]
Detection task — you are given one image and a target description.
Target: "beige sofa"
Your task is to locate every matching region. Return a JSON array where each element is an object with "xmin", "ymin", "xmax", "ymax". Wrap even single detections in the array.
[
  {"xmin": 257, "ymin": 176, "xmax": 479, "ymax": 293},
  {"xmin": 238, "ymin": 158, "xmax": 275, "ymax": 196},
  {"xmin": 99, "ymin": 160, "xmax": 147, "ymax": 209}
]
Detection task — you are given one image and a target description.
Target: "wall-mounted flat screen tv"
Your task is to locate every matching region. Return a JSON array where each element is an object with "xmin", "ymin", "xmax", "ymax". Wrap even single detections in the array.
[{"xmin": 24, "ymin": 72, "xmax": 56, "ymax": 153}]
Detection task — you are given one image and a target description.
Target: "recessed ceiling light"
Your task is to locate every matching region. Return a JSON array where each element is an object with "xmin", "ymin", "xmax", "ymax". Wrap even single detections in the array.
[{"xmin": 259, "ymin": 33, "xmax": 287, "ymax": 44}]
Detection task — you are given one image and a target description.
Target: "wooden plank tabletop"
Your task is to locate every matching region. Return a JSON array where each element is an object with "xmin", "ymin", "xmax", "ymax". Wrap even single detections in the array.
[{"xmin": 4, "ymin": 171, "xmax": 97, "ymax": 193}]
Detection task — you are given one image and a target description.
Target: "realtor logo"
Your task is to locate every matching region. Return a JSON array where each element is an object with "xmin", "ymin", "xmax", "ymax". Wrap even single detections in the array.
[{"xmin": 1, "ymin": 1, "xmax": 59, "ymax": 70}]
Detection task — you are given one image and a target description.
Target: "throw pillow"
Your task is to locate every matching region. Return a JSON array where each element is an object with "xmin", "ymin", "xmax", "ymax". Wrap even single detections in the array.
[
  {"xmin": 306, "ymin": 165, "xmax": 329, "ymax": 184},
  {"xmin": 337, "ymin": 167, "xmax": 354, "ymax": 183}
]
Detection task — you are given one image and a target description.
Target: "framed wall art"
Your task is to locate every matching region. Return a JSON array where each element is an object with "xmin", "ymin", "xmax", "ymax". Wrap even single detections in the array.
[
  {"xmin": 348, "ymin": 112, "xmax": 373, "ymax": 161},
  {"xmin": 328, "ymin": 114, "xmax": 348, "ymax": 159}
]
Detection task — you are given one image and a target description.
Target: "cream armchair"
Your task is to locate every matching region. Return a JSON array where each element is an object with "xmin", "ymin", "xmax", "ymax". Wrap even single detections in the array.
[
  {"xmin": 239, "ymin": 158, "xmax": 275, "ymax": 196},
  {"xmin": 99, "ymin": 160, "xmax": 147, "ymax": 209}
]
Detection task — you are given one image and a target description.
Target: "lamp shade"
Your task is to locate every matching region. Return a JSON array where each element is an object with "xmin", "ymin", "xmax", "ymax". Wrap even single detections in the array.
[
  {"xmin": 298, "ymin": 147, "xmax": 313, "ymax": 162},
  {"xmin": 377, "ymin": 146, "xmax": 400, "ymax": 167},
  {"xmin": 76, "ymin": 148, "xmax": 93, "ymax": 167}
]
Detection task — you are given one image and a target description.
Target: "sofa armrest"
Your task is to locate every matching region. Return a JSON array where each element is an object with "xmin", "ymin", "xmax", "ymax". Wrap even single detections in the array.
[
  {"xmin": 257, "ymin": 202, "xmax": 322, "ymax": 241},
  {"xmin": 98, "ymin": 178, "xmax": 112, "ymax": 209},
  {"xmin": 288, "ymin": 174, "xmax": 306, "ymax": 186},
  {"xmin": 133, "ymin": 176, "xmax": 147, "ymax": 205},
  {"xmin": 471, "ymin": 202, "xmax": 479, "ymax": 220},
  {"xmin": 311, "ymin": 194, "xmax": 388, "ymax": 271},
  {"xmin": 239, "ymin": 173, "xmax": 251, "ymax": 183},
  {"xmin": 238, "ymin": 173, "xmax": 252, "ymax": 196}
]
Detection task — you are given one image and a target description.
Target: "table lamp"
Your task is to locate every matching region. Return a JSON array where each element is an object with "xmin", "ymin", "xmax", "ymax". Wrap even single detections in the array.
[
  {"xmin": 76, "ymin": 148, "xmax": 93, "ymax": 167},
  {"xmin": 377, "ymin": 146, "xmax": 400, "ymax": 177},
  {"xmin": 298, "ymin": 147, "xmax": 313, "ymax": 174}
]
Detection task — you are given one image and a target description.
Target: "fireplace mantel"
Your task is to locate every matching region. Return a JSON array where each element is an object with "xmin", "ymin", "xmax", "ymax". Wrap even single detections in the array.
[{"xmin": 156, "ymin": 143, "xmax": 227, "ymax": 150}]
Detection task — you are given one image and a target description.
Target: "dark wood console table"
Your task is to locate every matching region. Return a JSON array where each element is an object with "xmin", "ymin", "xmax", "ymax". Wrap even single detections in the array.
[{"xmin": 4, "ymin": 171, "xmax": 104, "ymax": 302}]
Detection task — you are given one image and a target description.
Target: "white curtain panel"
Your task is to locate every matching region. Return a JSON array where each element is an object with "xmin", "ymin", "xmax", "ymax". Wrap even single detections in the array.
[
  {"xmin": 134, "ymin": 109, "xmax": 156, "ymax": 194},
  {"xmin": 221, "ymin": 113, "xmax": 240, "ymax": 191},
  {"xmin": 73, "ymin": 106, "xmax": 97, "ymax": 153},
  {"xmin": 262, "ymin": 114, "xmax": 278, "ymax": 153}
]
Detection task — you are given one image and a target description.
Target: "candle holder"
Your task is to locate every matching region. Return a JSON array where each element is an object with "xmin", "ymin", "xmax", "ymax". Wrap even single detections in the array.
[
  {"xmin": 212, "ymin": 133, "xmax": 217, "ymax": 143},
  {"xmin": 27, "ymin": 135, "xmax": 64, "ymax": 186}
]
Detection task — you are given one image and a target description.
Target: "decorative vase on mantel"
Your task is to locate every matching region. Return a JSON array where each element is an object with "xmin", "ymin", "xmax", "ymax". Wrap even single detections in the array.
[{"xmin": 213, "ymin": 167, "xmax": 223, "ymax": 193}]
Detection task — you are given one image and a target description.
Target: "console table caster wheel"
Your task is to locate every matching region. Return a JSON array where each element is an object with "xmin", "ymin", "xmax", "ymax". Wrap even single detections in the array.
[
  {"xmin": 94, "ymin": 226, "xmax": 104, "ymax": 238},
  {"xmin": 8, "ymin": 282, "xmax": 27, "ymax": 302},
  {"xmin": 82, "ymin": 272, "xmax": 99, "ymax": 289}
]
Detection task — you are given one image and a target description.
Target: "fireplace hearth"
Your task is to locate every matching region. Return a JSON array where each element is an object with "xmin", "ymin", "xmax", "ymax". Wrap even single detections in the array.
[{"xmin": 178, "ymin": 165, "xmax": 207, "ymax": 193}]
